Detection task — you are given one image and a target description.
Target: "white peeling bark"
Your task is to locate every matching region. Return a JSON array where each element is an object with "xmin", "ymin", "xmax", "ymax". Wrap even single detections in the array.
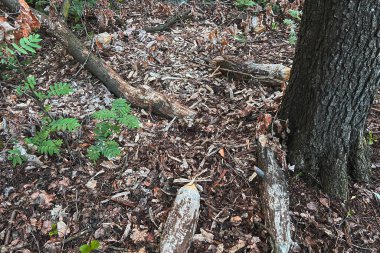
[{"xmin": 160, "ymin": 183, "xmax": 200, "ymax": 253}]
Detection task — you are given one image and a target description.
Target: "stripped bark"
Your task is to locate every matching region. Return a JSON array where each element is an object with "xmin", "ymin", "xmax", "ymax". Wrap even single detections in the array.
[
  {"xmin": 256, "ymin": 135, "xmax": 292, "ymax": 253},
  {"xmin": 212, "ymin": 56, "xmax": 290, "ymax": 86},
  {"xmin": 160, "ymin": 183, "xmax": 200, "ymax": 253},
  {"xmin": 2, "ymin": 0, "xmax": 196, "ymax": 119}
]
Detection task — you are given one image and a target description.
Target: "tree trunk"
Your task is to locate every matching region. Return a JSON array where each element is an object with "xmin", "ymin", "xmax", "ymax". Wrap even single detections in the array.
[{"xmin": 279, "ymin": 1, "xmax": 380, "ymax": 199}]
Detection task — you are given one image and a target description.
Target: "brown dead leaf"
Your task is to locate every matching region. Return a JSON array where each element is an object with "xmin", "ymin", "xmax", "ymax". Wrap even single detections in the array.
[
  {"xmin": 230, "ymin": 215, "xmax": 242, "ymax": 226},
  {"xmin": 31, "ymin": 190, "xmax": 55, "ymax": 208},
  {"xmin": 130, "ymin": 227, "xmax": 148, "ymax": 243},
  {"xmin": 319, "ymin": 197, "xmax": 330, "ymax": 208},
  {"xmin": 218, "ymin": 147, "xmax": 225, "ymax": 158}
]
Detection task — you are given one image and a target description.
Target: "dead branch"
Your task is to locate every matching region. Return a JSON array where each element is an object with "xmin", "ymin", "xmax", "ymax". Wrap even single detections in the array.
[
  {"xmin": 256, "ymin": 135, "xmax": 292, "ymax": 253},
  {"xmin": 2, "ymin": 0, "xmax": 196, "ymax": 119},
  {"xmin": 143, "ymin": 10, "xmax": 191, "ymax": 33},
  {"xmin": 212, "ymin": 56, "xmax": 291, "ymax": 86}
]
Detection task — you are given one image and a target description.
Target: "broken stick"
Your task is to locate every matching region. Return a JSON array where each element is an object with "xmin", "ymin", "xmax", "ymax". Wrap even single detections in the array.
[
  {"xmin": 143, "ymin": 10, "xmax": 191, "ymax": 33},
  {"xmin": 212, "ymin": 55, "xmax": 291, "ymax": 86},
  {"xmin": 2, "ymin": 0, "xmax": 196, "ymax": 119},
  {"xmin": 256, "ymin": 135, "xmax": 292, "ymax": 253}
]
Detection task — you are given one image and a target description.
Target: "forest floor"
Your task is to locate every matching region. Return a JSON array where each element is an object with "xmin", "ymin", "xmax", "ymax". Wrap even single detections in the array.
[{"xmin": 0, "ymin": 1, "xmax": 379, "ymax": 252}]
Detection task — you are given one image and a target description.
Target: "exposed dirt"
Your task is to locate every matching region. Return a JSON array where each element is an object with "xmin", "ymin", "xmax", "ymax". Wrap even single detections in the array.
[{"xmin": 0, "ymin": 1, "xmax": 379, "ymax": 252}]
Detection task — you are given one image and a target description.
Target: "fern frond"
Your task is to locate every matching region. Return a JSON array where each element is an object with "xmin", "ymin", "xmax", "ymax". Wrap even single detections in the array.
[
  {"xmin": 47, "ymin": 82, "xmax": 73, "ymax": 97},
  {"xmin": 25, "ymin": 75, "xmax": 36, "ymax": 90},
  {"xmin": 25, "ymin": 130, "xmax": 50, "ymax": 146},
  {"xmin": 94, "ymin": 122, "xmax": 120, "ymax": 139},
  {"xmin": 111, "ymin": 98, "xmax": 131, "ymax": 116},
  {"xmin": 49, "ymin": 118, "xmax": 80, "ymax": 132},
  {"xmin": 8, "ymin": 148, "xmax": 26, "ymax": 167},
  {"xmin": 37, "ymin": 139, "xmax": 62, "ymax": 155},
  {"xmin": 101, "ymin": 140, "xmax": 121, "ymax": 159},
  {"xmin": 11, "ymin": 34, "xmax": 42, "ymax": 55},
  {"xmin": 92, "ymin": 109, "xmax": 117, "ymax": 120},
  {"xmin": 87, "ymin": 145, "xmax": 101, "ymax": 161},
  {"xmin": 117, "ymin": 115, "xmax": 140, "ymax": 129}
]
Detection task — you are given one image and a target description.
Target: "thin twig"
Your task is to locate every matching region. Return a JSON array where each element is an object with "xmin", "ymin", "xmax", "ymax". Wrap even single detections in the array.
[{"xmin": 5, "ymin": 210, "xmax": 17, "ymax": 245}]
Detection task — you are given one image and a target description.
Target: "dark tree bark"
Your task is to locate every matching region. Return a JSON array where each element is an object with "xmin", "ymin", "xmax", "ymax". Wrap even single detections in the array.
[{"xmin": 279, "ymin": 1, "xmax": 380, "ymax": 199}]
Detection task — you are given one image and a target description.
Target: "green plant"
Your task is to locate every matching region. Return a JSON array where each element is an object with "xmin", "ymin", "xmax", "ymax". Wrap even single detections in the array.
[
  {"xmin": 271, "ymin": 21, "xmax": 278, "ymax": 30},
  {"xmin": 367, "ymin": 131, "xmax": 378, "ymax": 145},
  {"xmin": 235, "ymin": 0, "xmax": 256, "ymax": 9},
  {"xmin": 87, "ymin": 98, "xmax": 139, "ymax": 161},
  {"xmin": 70, "ymin": 0, "xmax": 97, "ymax": 22},
  {"xmin": 80, "ymin": 240, "xmax": 100, "ymax": 253},
  {"xmin": 288, "ymin": 9, "xmax": 302, "ymax": 21},
  {"xmin": 8, "ymin": 148, "xmax": 27, "ymax": 166},
  {"xmin": 4, "ymin": 35, "xmax": 79, "ymax": 157},
  {"xmin": 283, "ymin": 19, "xmax": 297, "ymax": 45},
  {"xmin": 0, "ymin": 34, "xmax": 42, "ymax": 68},
  {"xmin": 49, "ymin": 223, "xmax": 59, "ymax": 237},
  {"xmin": 15, "ymin": 75, "xmax": 80, "ymax": 156},
  {"xmin": 233, "ymin": 34, "xmax": 247, "ymax": 43}
]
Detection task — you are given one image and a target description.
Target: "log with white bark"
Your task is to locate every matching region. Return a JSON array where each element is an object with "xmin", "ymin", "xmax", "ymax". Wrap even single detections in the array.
[
  {"xmin": 160, "ymin": 182, "xmax": 200, "ymax": 253},
  {"xmin": 256, "ymin": 135, "xmax": 292, "ymax": 253},
  {"xmin": 212, "ymin": 56, "xmax": 291, "ymax": 86},
  {"xmin": 2, "ymin": 0, "xmax": 196, "ymax": 119}
]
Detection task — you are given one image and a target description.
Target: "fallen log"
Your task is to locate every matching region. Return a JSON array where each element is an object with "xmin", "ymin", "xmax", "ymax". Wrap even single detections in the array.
[
  {"xmin": 160, "ymin": 182, "xmax": 200, "ymax": 253},
  {"xmin": 256, "ymin": 134, "xmax": 292, "ymax": 253},
  {"xmin": 2, "ymin": 0, "xmax": 196, "ymax": 119},
  {"xmin": 212, "ymin": 55, "xmax": 291, "ymax": 86}
]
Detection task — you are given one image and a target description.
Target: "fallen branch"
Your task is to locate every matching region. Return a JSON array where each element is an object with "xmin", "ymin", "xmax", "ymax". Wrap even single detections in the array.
[
  {"xmin": 160, "ymin": 182, "xmax": 200, "ymax": 253},
  {"xmin": 256, "ymin": 135, "xmax": 292, "ymax": 253},
  {"xmin": 212, "ymin": 56, "xmax": 291, "ymax": 86},
  {"xmin": 2, "ymin": 0, "xmax": 196, "ymax": 119},
  {"xmin": 143, "ymin": 10, "xmax": 191, "ymax": 33}
]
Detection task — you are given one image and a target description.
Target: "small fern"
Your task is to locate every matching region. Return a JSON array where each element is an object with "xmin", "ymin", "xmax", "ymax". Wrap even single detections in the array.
[
  {"xmin": 47, "ymin": 82, "xmax": 73, "ymax": 98},
  {"xmin": 87, "ymin": 98, "xmax": 139, "ymax": 162},
  {"xmin": 8, "ymin": 148, "xmax": 27, "ymax": 166}
]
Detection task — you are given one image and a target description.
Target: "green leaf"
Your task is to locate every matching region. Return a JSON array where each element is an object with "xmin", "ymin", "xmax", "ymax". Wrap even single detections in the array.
[
  {"xmin": 283, "ymin": 19, "xmax": 295, "ymax": 27},
  {"xmin": 87, "ymin": 145, "xmax": 101, "ymax": 161},
  {"xmin": 117, "ymin": 115, "xmax": 140, "ymax": 129},
  {"xmin": 111, "ymin": 98, "xmax": 131, "ymax": 115},
  {"xmin": 8, "ymin": 148, "xmax": 26, "ymax": 167},
  {"xmin": 20, "ymin": 38, "xmax": 36, "ymax": 53},
  {"xmin": 94, "ymin": 122, "xmax": 120, "ymax": 139},
  {"xmin": 47, "ymin": 82, "xmax": 73, "ymax": 98},
  {"xmin": 37, "ymin": 139, "xmax": 62, "ymax": 155},
  {"xmin": 49, "ymin": 118, "xmax": 80, "ymax": 132},
  {"xmin": 12, "ymin": 43, "xmax": 28, "ymax": 54},
  {"xmin": 79, "ymin": 244, "xmax": 91, "ymax": 253},
  {"xmin": 6, "ymin": 47, "xmax": 15, "ymax": 55},
  {"xmin": 90, "ymin": 240, "xmax": 100, "ymax": 250},
  {"xmin": 92, "ymin": 109, "xmax": 117, "ymax": 120},
  {"xmin": 102, "ymin": 140, "xmax": 121, "ymax": 159}
]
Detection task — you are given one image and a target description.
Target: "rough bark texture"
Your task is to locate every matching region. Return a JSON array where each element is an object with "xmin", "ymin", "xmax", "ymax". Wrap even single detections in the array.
[
  {"xmin": 160, "ymin": 183, "xmax": 200, "ymax": 253},
  {"xmin": 212, "ymin": 56, "xmax": 291, "ymax": 86},
  {"xmin": 1, "ymin": 0, "xmax": 196, "ymax": 120},
  {"xmin": 279, "ymin": 0, "xmax": 380, "ymax": 199},
  {"xmin": 257, "ymin": 135, "xmax": 292, "ymax": 253}
]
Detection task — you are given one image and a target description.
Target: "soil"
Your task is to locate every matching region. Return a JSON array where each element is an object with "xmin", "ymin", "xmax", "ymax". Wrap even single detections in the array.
[{"xmin": 0, "ymin": 1, "xmax": 379, "ymax": 252}]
